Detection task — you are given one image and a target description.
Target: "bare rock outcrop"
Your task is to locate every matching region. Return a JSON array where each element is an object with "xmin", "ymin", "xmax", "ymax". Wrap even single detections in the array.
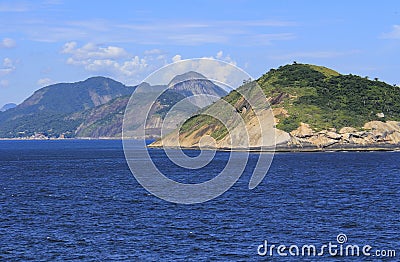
[
  {"xmin": 152, "ymin": 119, "xmax": 400, "ymax": 151},
  {"xmin": 287, "ymin": 120, "xmax": 400, "ymax": 149},
  {"xmin": 290, "ymin": 123, "xmax": 314, "ymax": 138}
]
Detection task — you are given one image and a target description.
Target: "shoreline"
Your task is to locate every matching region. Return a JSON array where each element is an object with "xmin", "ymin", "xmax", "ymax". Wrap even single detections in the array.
[
  {"xmin": 1, "ymin": 138, "xmax": 399, "ymax": 152},
  {"xmin": 147, "ymin": 143, "xmax": 400, "ymax": 153},
  {"xmin": 0, "ymin": 137, "xmax": 123, "ymax": 141}
]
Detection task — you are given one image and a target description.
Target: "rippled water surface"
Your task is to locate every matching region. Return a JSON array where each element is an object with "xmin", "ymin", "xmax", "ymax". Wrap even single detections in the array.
[{"xmin": 0, "ymin": 140, "xmax": 399, "ymax": 261}]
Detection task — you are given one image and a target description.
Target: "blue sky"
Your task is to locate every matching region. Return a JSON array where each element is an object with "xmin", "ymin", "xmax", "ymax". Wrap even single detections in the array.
[{"xmin": 0, "ymin": 0, "xmax": 400, "ymax": 106}]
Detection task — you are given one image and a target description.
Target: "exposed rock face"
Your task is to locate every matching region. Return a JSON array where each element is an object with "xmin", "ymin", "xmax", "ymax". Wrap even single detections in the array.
[
  {"xmin": 308, "ymin": 135, "xmax": 338, "ymax": 148},
  {"xmin": 339, "ymin": 127, "xmax": 357, "ymax": 134},
  {"xmin": 364, "ymin": 121, "xmax": 400, "ymax": 143},
  {"xmin": 269, "ymin": 93, "xmax": 288, "ymax": 105},
  {"xmin": 326, "ymin": 131, "xmax": 342, "ymax": 140},
  {"xmin": 290, "ymin": 123, "xmax": 314, "ymax": 138},
  {"xmin": 153, "ymin": 113, "xmax": 400, "ymax": 150},
  {"xmin": 153, "ymin": 118, "xmax": 400, "ymax": 150},
  {"xmin": 285, "ymin": 120, "xmax": 400, "ymax": 149},
  {"xmin": 153, "ymin": 107, "xmax": 278, "ymax": 149}
]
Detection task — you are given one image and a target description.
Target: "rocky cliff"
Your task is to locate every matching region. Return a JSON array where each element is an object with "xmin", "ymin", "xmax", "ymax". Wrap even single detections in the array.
[{"xmin": 283, "ymin": 121, "xmax": 400, "ymax": 150}]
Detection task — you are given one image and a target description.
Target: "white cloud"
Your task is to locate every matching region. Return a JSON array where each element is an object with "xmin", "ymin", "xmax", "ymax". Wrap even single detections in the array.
[
  {"xmin": 62, "ymin": 42, "xmax": 129, "ymax": 60},
  {"xmin": 37, "ymin": 78, "xmax": 53, "ymax": 86},
  {"xmin": 156, "ymin": 54, "xmax": 166, "ymax": 61},
  {"xmin": 203, "ymin": 51, "xmax": 237, "ymax": 66},
  {"xmin": 62, "ymin": 42, "xmax": 150, "ymax": 84},
  {"xmin": 61, "ymin": 42, "xmax": 241, "ymax": 86},
  {"xmin": 84, "ymin": 59, "xmax": 116, "ymax": 71},
  {"xmin": 83, "ymin": 56, "xmax": 148, "ymax": 77},
  {"xmin": 117, "ymin": 19, "xmax": 296, "ymax": 45},
  {"xmin": 0, "ymin": 67, "xmax": 13, "ymax": 76},
  {"xmin": 3, "ymin": 57, "xmax": 13, "ymax": 67},
  {"xmin": 0, "ymin": 38, "xmax": 16, "ymax": 48},
  {"xmin": 172, "ymin": 55, "xmax": 182, "ymax": 63},
  {"xmin": 0, "ymin": 57, "xmax": 16, "ymax": 76},
  {"xmin": 62, "ymin": 41, "xmax": 77, "ymax": 53},
  {"xmin": 220, "ymin": 54, "xmax": 236, "ymax": 65},
  {"xmin": 381, "ymin": 25, "xmax": 400, "ymax": 39},
  {"xmin": 6, "ymin": 16, "xmax": 296, "ymax": 45},
  {"xmin": 119, "ymin": 56, "xmax": 148, "ymax": 76}
]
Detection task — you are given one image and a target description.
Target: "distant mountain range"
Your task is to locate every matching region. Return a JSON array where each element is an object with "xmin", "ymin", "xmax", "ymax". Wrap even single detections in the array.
[
  {"xmin": 3, "ymin": 63, "xmax": 400, "ymax": 151},
  {"xmin": 0, "ymin": 77, "xmax": 135, "ymax": 138},
  {"xmin": 0, "ymin": 72, "xmax": 226, "ymax": 138}
]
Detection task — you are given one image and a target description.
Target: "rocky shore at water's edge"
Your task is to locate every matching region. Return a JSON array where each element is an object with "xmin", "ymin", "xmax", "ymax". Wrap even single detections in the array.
[
  {"xmin": 148, "ymin": 143, "xmax": 400, "ymax": 153},
  {"xmin": 148, "ymin": 120, "xmax": 400, "ymax": 152}
]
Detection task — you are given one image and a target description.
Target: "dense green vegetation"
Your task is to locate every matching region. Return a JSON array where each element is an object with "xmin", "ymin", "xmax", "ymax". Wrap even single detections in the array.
[
  {"xmin": 258, "ymin": 63, "xmax": 400, "ymax": 132},
  {"xmin": 0, "ymin": 113, "xmax": 81, "ymax": 138},
  {"xmin": 179, "ymin": 114, "xmax": 228, "ymax": 140},
  {"xmin": 179, "ymin": 63, "xmax": 400, "ymax": 138}
]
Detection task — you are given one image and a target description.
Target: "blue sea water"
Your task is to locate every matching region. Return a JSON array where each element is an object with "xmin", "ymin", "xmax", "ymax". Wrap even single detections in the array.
[{"xmin": 0, "ymin": 140, "xmax": 399, "ymax": 261}]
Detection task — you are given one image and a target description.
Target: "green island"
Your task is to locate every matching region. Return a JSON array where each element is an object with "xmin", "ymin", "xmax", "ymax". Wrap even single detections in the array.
[{"xmin": 154, "ymin": 63, "xmax": 400, "ymax": 151}]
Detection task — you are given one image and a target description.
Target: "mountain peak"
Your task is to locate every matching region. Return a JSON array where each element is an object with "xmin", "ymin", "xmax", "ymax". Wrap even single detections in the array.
[
  {"xmin": 76, "ymin": 76, "xmax": 126, "ymax": 87},
  {"xmin": 168, "ymin": 71, "xmax": 207, "ymax": 87},
  {"xmin": 166, "ymin": 71, "xmax": 227, "ymax": 99}
]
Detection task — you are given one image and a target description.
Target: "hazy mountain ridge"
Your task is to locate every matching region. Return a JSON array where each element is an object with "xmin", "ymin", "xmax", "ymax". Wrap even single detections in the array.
[
  {"xmin": 72, "ymin": 95, "xmax": 131, "ymax": 138},
  {"xmin": 0, "ymin": 77, "xmax": 136, "ymax": 138},
  {"xmin": 122, "ymin": 72, "xmax": 228, "ymax": 138},
  {"xmin": 168, "ymin": 71, "xmax": 227, "ymax": 97},
  {"xmin": 0, "ymin": 72, "xmax": 227, "ymax": 138}
]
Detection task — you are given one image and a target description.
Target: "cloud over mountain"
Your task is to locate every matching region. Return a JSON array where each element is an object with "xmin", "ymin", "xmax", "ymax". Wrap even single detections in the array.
[{"xmin": 0, "ymin": 38, "xmax": 16, "ymax": 48}]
